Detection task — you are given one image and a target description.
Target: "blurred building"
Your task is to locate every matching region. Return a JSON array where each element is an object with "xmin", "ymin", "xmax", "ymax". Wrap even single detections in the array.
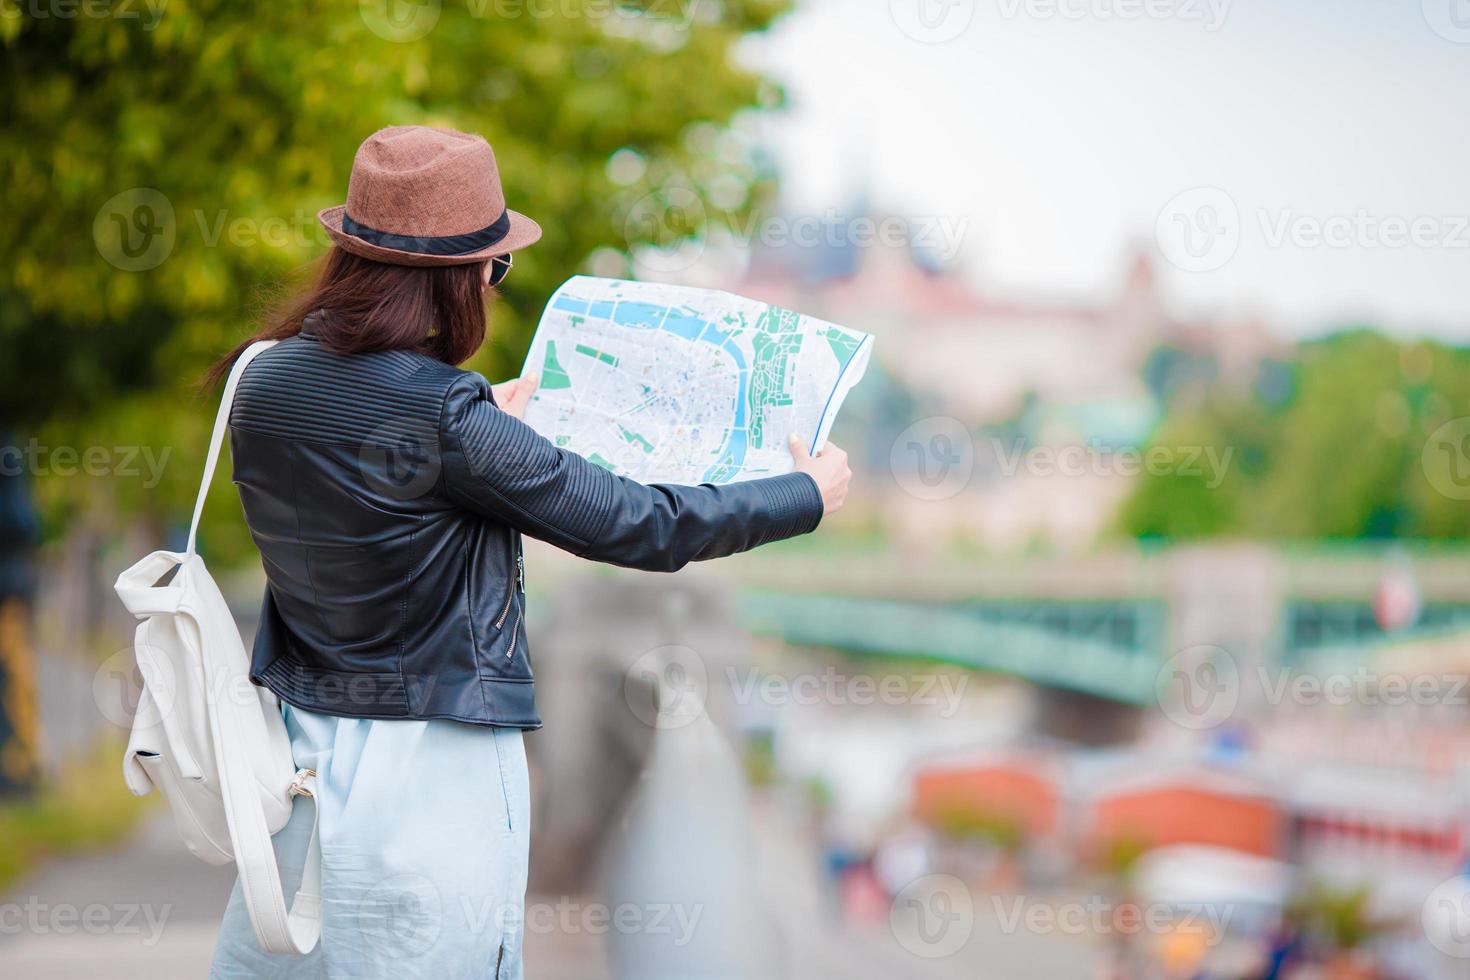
[{"xmin": 739, "ymin": 222, "xmax": 1287, "ymax": 552}]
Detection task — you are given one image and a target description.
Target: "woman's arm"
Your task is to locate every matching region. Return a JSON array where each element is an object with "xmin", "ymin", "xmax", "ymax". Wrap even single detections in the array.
[{"xmin": 437, "ymin": 375, "xmax": 835, "ymax": 572}]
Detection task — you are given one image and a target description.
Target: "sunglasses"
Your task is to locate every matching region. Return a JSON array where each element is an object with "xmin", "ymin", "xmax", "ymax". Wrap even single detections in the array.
[{"xmin": 487, "ymin": 253, "xmax": 514, "ymax": 288}]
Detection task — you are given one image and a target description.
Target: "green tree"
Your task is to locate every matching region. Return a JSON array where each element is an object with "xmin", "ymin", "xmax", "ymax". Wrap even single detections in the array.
[
  {"xmin": 2, "ymin": 0, "xmax": 791, "ymax": 559},
  {"xmin": 1114, "ymin": 401, "xmax": 1265, "ymax": 540},
  {"xmin": 1119, "ymin": 331, "xmax": 1470, "ymax": 541}
]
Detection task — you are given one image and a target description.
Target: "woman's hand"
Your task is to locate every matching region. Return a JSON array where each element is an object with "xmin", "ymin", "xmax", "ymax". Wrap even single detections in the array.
[
  {"xmin": 492, "ymin": 374, "xmax": 540, "ymax": 421},
  {"xmin": 789, "ymin": 434, "xmax": 851, "ymax": 517}
]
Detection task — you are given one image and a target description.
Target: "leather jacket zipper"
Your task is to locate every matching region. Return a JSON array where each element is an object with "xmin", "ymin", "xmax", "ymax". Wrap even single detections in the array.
[
  {"xmin": 495, "ymin": 583, "xmax": 514, "ymax": 630},
  {"xmin": 494, "ymin": 547, "xmax": 526, "ymax": 635},
  {"xmin": 505, "ymin": 608, "xmax": 520, "ymax": 660},
  {"xmin": 504, "ymin": 551, "xmax": 525, "ymax": 660}
]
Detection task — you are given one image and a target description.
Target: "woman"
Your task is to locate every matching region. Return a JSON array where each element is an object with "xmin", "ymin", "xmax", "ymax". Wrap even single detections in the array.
[{"xmin": 207, "ymin": 126, "xmax": 850, "ymax": 979}]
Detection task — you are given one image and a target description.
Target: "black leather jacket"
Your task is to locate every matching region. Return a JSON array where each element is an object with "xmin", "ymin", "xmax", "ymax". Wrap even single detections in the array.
[{"xmin": 229, "ymin": 320, "xmax": 824, "ymax": 728}]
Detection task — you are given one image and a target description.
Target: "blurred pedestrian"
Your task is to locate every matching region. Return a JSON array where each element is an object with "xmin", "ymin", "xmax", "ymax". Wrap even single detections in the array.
[{"xmin": 0, "ymin": 431, "xmax": 41, "ymax": 797}]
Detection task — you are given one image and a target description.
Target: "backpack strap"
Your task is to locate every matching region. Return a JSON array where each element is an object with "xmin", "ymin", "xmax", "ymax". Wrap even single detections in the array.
[
  {"xmin": 186, "ymin": 340, "xmax": 279, "ymax": 556},
  {"xmin": 184, "ymin": 337, "xmax": 321, "ymax": 953},
  {"xmin": 202, "ymin": 638, "xmax": 322, "ymax": 954}
]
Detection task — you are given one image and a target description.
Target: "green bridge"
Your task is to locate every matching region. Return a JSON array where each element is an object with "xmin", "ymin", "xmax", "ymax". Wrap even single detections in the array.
[
  {"xmin": 739, "ymin": 592, "xmax": 1164, "ymax": 705},
  {"xmin": 737, "ymin": 587, "xmax": 1470, "ymax": 707}
]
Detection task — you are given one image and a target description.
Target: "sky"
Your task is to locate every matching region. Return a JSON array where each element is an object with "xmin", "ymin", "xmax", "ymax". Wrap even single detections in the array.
[{"xmin": 740, "ymin": 0, "xmax": 1470, "ymax": 338}]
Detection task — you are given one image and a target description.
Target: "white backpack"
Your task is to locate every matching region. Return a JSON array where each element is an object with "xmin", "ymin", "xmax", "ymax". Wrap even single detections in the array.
[{"xmin": 114, "ymin": 339, "xmax": 321, "ymax": 955}]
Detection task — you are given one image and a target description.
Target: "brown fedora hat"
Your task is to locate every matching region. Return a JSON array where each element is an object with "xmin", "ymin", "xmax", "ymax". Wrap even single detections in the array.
[{"xmin": 318, "ymin": 125, "xmax": 542, "ymax": 267}]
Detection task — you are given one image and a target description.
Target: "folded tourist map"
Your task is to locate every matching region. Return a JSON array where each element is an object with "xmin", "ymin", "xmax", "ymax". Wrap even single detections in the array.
[{"xmin": 521, "ymin": 276, "xmax": 873, "ymax": 485}]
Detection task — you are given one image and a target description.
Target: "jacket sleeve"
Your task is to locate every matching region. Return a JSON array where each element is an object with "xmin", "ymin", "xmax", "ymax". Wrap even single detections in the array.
[{"xmin": 437, "ymin": 375, "xmax": 824, "ymax": 572}]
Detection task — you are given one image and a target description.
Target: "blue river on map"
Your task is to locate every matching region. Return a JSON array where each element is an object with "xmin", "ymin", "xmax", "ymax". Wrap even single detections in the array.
[{"xmin": 551, "ymin": 293, "xmax": 750, "ymax": 482}]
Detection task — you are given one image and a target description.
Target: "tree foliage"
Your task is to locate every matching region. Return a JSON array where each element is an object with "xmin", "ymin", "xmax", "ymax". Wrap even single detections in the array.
[
  {"xmin": 1119, "ymin": 331, "xmax": 1470, "ymax": 541},
  {"xmin": 1, "ymin": 0, "xmax": 791, "ymax": 558}
]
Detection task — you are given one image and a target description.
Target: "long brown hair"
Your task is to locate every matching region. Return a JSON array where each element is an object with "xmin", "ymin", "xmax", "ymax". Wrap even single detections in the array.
[{"xmin": 207, "ymin": 247, "xmax": 489, "ymax": 387}]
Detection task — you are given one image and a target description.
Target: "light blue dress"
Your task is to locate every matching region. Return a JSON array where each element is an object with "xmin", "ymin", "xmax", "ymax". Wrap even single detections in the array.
[{"xmin": 209, "ymin": 704, "xmax": 530, "ymax": 979}]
